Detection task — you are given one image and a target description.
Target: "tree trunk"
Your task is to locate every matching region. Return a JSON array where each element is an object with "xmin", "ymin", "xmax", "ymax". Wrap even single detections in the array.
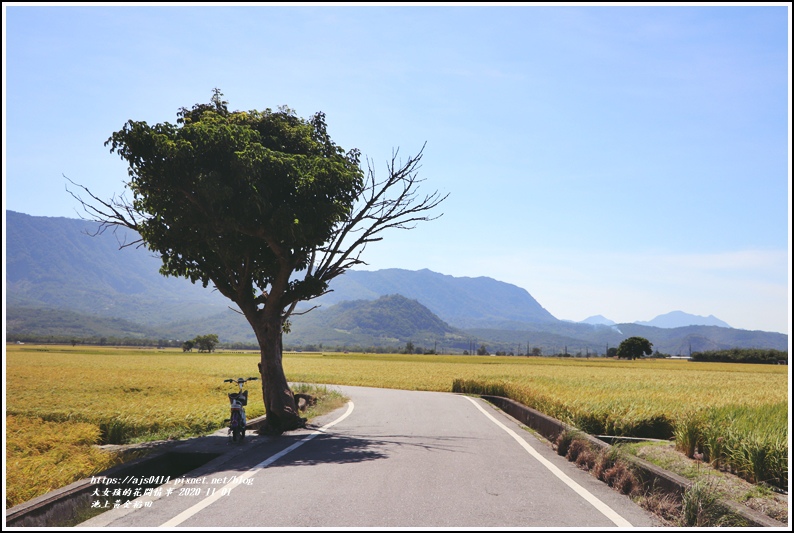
[{"xmin": 252, "ymin": 312, "xmax": 306, "ymax": 435}]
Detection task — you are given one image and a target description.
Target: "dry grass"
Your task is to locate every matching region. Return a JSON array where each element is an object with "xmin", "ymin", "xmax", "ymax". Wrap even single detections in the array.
[
  {"xmin": 603, "ymin": 461, "xmax": 639, "ymax": 496},
  {"xmin": 639, "ymin": 490, "xmax": 684, "ymax": 526}
]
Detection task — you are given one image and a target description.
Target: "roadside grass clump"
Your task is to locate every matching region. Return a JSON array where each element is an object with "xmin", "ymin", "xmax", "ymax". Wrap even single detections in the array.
[
  {"xmin": 592, "ymin": 445, "xmax": 622, "ymax": 482},
  {"xmin": 553, "ymin": 429, "xmax": 581, "ymax": 458},
  {"xmin": 565, "ymin": 438, "xmax": 589, "ymax": 463},
  {"xmin": 573, "ymin": 446, "xmax": 597, "ymax": 471},
  {"xmin": 639, "ymin": 490, "xmax": 684, "ymax": 526},
  {"xmin": 740, "ymin": 483, "xmax": 775, "ymax": 501},
  {"xmin": 602, "ymin": 460, "xmax": 640, "ymax": 496},
  {"xmin": 555, "ymin": 431, "xmax": 640, "ymax": 497},
  {"xmin": 681, "ymin": 479, "xmax": 747, "ymax": 527}
]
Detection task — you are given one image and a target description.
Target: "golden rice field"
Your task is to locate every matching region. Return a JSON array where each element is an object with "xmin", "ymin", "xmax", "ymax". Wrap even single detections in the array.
[{"xmin": 4, "ymin": 344, "xmax": 789, "ymax": 507}]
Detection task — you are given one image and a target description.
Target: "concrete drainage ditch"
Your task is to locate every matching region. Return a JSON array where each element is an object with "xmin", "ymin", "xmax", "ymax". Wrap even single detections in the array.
[
  {"xmin": 6, "ymin": 415, "xmax": 268, "ymax": 528},
  {"xmin": 6, "ymin": 449, "xmax": 221, "ymax": 527}
]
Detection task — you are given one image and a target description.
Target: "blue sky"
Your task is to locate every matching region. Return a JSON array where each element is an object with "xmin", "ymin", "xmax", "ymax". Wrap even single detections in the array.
[{"xmin": 3, "ymin": 4, "xmax": 791, "ymax": 334}]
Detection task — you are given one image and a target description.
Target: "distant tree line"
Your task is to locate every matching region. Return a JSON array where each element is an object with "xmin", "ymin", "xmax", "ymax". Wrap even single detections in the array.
[
  {"xmin": 6, "ymin": 334, "xmax": 614, "ymax": 356},
  {"xmin": 691, "ymin": 348, "xmax": 788, "ymax": 364},
  {"xmin": 13, "ymin": 334, "xmax": 784, "ymax": 363},
  {"xmin": 7, "ymin": 333, "xmax": 185, "ymax": 348},
  {"xmin": 9, "ymin": 333, "xmax": 221, "ymax": 352}
]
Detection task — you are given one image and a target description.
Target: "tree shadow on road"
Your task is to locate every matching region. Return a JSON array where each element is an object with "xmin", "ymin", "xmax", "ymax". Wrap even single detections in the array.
[{"xmin": 210, "ymin": 429, "xmax": 482, "ymax": 474}]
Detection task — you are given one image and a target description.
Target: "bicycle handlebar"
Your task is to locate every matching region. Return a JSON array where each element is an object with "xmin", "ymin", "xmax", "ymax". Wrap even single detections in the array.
[{"xmin": 224, "ymin": 377, "xmax": 259, "ymax": 383}]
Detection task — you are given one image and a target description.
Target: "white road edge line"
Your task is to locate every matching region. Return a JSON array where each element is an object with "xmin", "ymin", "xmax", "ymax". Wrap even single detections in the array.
[
  {"xmin": 463, "ymin": 396, "xmax": 633, "ymax": 528},
  {"xmin": 160, "ymin": 401, "xmax": 355, "ymax": 527}
]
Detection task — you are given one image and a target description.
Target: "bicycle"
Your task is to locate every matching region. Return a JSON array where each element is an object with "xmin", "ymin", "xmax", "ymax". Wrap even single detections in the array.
[{"xmin": 223, "ymin": 377, "xmax": 258, "ymax": 442}]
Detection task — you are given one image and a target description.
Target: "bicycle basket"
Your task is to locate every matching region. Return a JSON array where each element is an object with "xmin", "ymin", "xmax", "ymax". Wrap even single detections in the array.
[{"xmin": 228, "ymin": 392, "xmax": 248, "ymax": 406}]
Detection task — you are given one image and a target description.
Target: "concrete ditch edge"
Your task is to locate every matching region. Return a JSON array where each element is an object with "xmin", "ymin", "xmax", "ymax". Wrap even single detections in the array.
[{"xmin": 479, "ymin": 394, "xmax": 786, "ymax": 528}]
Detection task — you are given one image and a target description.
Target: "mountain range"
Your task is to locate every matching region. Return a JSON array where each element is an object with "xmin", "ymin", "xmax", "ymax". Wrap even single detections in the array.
[
  {"xmin": 578, "ymin": 311, "xmax": 731, "ymax": 329},
  {"xmin": 5, "ymin": 210, "xmax": 788, "ymax": 355}
]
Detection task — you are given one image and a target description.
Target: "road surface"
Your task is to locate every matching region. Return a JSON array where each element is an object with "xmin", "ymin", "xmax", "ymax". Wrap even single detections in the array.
[{"xmin": 81, "ymin": 385, "xmax": 663, "ymax": 527}]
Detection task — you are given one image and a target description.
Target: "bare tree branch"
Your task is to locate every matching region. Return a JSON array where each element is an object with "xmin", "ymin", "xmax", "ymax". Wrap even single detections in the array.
[
  {"xmin": 286, "ymin": 304, "xmax": 321, "ymax": 317},
  {"xmin": 64, "ymin": 175, "xmax": 147, "ymax": 249},
  {"xmin": 309, "ymin": 144, "xmax": 448, "ymax": 289}
]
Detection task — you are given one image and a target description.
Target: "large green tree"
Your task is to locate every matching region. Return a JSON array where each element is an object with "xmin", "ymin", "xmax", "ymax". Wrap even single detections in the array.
[
  {"xmin": 68, "ymin": 89, "xmax": 447, "ymax": 434},
  {"xmin": 194, "ymin": 334, "xmax": 219, "ymax": 353},
  {"xmin": 617, "ymin": 336, "xmax": 654, "ymax": 360}
]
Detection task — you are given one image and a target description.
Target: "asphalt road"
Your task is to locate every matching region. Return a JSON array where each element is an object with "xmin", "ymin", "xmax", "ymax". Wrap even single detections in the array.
[{"xmin": 81, "ymin": 385, "xmax": 663, "ymax": 528}]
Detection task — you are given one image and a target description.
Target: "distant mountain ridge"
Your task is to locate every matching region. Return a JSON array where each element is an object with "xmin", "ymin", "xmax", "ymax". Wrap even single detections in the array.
[
  {"xmin": 6, "ymin": 210, "xmax": 230, "ymax": 326},
  {"xmin": 578, "ymin": 311, "xmax": 731, "ymax": 329},
  {"xmin": 580, "ymin": 315, "xmax": 616, "ymax": 326},
  {"xmin": 288, "ymin": 294, "xmax": 464, "ymax": 349},
  {"xmin": 635, "ymin": 311, "xmax": 731, "ymax": 329},
  {"xmin": 301, "ymin": 268, "xmax": 558, "ymax": 329},
  {"xmin": 4, "ymin": 210, "xmax": 788, "ymax": 355}
]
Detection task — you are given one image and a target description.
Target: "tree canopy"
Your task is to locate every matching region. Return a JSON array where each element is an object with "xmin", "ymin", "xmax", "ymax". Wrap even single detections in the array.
[
  {"xmin": 617, "ymin": 336, "xmax": 654, "ymax": 360},
  {"xmin": 193, "ymin": 334, "xmax": 219, "ymax": 353},
  {"xmin": 101, "ymin": 89, "xmax": 364, "ymax": 307}
]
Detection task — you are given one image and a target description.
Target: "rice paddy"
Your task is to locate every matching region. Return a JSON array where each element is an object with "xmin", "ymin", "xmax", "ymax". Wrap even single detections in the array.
[{"xmin": 4, "ymin": 344, "xmax": 789, "ymax": 507}]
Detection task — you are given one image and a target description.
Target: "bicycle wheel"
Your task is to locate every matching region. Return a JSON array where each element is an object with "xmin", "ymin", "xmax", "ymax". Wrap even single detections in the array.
[{"xmin": 230, "ymin": 412, "xmax": 242, "ymax": 442}]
